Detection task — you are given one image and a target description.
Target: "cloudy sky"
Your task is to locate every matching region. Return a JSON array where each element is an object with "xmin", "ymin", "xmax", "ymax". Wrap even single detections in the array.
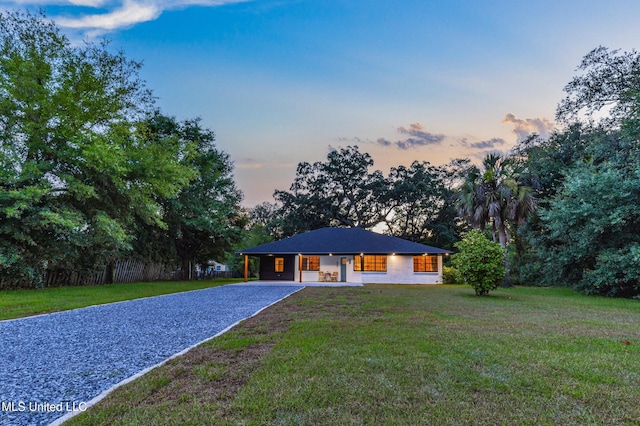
[{"xmin": 4, "ymin": 0, "xmax": 640, "ymax": 206}]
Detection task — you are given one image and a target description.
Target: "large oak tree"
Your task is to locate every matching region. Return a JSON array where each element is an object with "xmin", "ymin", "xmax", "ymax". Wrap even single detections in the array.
[{"xmin": 0, "ymin": 11, "xmax": 242, "ymax": 287}]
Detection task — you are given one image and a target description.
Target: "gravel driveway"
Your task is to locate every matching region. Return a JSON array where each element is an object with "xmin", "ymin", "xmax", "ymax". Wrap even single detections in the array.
[{"xmin": 0, "ymin": 284, "xmax": 301, "ymax": 426}]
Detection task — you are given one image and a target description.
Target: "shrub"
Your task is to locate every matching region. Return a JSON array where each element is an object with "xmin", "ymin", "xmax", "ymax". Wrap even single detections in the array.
[
  {"xmin": 442, "ymin": 266, "xmax": 458, "ymax": 284},
  {"xmin": 452, "ymin": 230, "xmax": 505, "ymax": 296}
]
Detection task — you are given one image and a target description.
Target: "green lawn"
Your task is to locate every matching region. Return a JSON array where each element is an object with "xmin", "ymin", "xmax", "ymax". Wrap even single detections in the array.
[
  {"xmin": 0, "ymin": 278, "xmax": 244, "ymax": 321},
  {"xmin": 66, "ymin": 285, "xmax": 640, "ymax": 425}
]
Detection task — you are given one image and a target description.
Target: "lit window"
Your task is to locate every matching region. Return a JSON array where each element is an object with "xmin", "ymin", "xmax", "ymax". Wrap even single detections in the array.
[
  {"xmin": 301, "ymin": 256, "xmax": 320, "ymax": 271},
  {"xmin": 353, "ymin": 255, "xmax": 363, "ymax": 271},
  {"xmin": 352, "ymin": 255, "xmax": 387, "ymax": 272},
  {"xmin": 275, "ymin": 257, "xmax": 284, "ymax": 273},
  {"xmin": 413, "ymin": 255, "xmax": 438, "ymax": 272}
]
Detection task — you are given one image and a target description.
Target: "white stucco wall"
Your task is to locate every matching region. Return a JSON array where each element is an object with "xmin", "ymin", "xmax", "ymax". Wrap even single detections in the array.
[{"xmin": 293, "ymin": 254, "xmax": 443, "ymax": 284}]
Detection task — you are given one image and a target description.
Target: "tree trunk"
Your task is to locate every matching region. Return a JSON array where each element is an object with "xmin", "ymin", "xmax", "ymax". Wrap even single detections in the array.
[
  {"xmin": 180, "ymin": 259, "xmax": 193, "ymax": 280},
  {"xmin": 498, "ymin": 225, "xmax": 513, "ymax": 287},
  {"xmin": 105, "ymin": 262, "xmax": 114, "ymax": 284}
]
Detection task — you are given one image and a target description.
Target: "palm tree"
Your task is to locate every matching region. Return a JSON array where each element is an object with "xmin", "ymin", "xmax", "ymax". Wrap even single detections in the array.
[{"xmin": 455, "ymin": 154, "xmax": 537, "ymax": 282}]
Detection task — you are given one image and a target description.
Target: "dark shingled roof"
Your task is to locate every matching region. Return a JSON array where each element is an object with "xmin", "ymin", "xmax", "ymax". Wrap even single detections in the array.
[{"xmin": 238, "ymin": 227, "xmax": 451, "ymax": 255}]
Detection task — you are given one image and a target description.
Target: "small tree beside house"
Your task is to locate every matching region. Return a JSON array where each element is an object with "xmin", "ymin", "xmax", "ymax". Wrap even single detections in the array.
[{"xmin": 452, "ymin": 230, "xmax": 505, "ymax": 296}]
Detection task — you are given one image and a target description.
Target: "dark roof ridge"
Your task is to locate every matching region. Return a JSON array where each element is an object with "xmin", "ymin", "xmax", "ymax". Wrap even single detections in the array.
[{"xmin": 238, "ymin": 227, "xmax": 451, "ymax": 255}]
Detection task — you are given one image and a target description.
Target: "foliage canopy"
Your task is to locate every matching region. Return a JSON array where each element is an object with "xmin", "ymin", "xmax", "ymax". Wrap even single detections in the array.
[
  {"xmin": 270, "ymin": 145, "xmax": 464, "ymax": 249},
  {"xmin": 514, "ymin": 47, "xmax": 640, "ymax": 297},
  {"xmin": 0, "ymin": 11, "xmax": 242, "ymax": 287}
]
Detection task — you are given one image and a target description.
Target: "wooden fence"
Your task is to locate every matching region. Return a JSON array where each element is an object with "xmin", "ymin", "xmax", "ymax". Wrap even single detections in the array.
[
  {"xmin": 198, "ymin": 270, "xmax": 243, "ymax": 280},
  {"xmin": 44, "ymin": 269, "xmax": 107, "ymax": 287},
  {"xmin": 1, "ymin": 260, "xmax": 244, "ymax": 289},
  {"xmin": 0, "ymin": 260, "xmax": 181, "ymax": 290},
  {"xmin": 111, "ymin": 259, "xmax": 173, "ymax": 283}
]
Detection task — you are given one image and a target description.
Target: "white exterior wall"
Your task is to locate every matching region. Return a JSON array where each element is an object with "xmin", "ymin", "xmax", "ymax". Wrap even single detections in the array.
[
  {"xmin": 358, "ymin": 255, "xmax": 442, "ymax": 284},
  {"xmin": 294, "ymin": 255, "xmax": 346, "ymax": 283},
  {"xmin": 293, "ymin": 254, "xmax": 443, "ymax": 284}
]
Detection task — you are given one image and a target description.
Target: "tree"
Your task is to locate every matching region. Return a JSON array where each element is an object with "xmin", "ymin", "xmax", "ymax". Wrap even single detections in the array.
[
  {"xmin": 225, "ymin": 221, "xmax": 273, "ymax": 278},
  {"xmin": 557, "ymin": 46, "xmax": 640, "ymax": 126},
  {"xmin": 451, "ymin": 229, "xmax": 505, "ymax": 296},
  {"xmin": 456, "ymin": 154, "xmax": 537, "ymax": 246},
  {"xmin": 455, "ymin": 154, "xmax": 537, "ymax": 283},
  {"xmin": 247, "ymin": 202, "xmax": 287, "ymax": 241},
  {"xmin": 131, "ymin": 113, "xmax": 245, "ymax": 279},
  {"xmin": 0, "ymin": 11, "xmax": 239, "ymax": 287},
  {"xmin": 0, "ymin": 10, "xmax": 179, "ymax": 285},
  {"xmin": 513, "ymin": 46, "xmax": 640, "ymax": 297},
  {"xmin": 384, "ymin": 161, "xmax": 463, "ymax": 249},
  {"xmin": 528, "ymin": 161, "xmax": 640, "ymax": 297},
  {"xmin": 273, "ymin": 146, "xmax": 390, "ymax": 235},
  {"xmin": 269, "ymin": 146, "xmax": 465, "ymax": 248}
]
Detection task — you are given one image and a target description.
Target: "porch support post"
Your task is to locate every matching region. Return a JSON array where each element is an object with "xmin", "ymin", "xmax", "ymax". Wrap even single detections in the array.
[
  {"xmin": 244, "ymin": 255, "xmax": 248, "ymax": 282},
  {"xmin": 298, "ymin": 254, "xmax": 303, "ymax": 283}
]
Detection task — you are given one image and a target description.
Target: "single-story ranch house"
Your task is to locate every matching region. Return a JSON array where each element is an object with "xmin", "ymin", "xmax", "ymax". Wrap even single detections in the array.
[{"xmin": 238, "ymin": 227, "xmax": 451, "ymax": 284}]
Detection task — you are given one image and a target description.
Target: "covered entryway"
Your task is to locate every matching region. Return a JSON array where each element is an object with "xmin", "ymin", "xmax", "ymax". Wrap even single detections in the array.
[{"xmin": 258, "ymin": 254, "xmax": 295, "ymax": 281}]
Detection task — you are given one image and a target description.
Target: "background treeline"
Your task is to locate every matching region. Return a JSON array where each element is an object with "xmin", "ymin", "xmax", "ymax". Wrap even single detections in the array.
[
  {"xmin": 513, "ymin": 46, "xmax": 640, "ymax": 297},
  {"xmin": 238, "ymin": 46, "xmax": 640, "ymax": 298},
  {"xmin": 0, "ymin": 11, "xmax": 244, "ymax": 289}
]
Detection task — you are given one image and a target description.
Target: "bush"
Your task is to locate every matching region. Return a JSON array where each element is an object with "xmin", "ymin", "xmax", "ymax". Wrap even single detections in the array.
[
  {"xmin": 452, "ymin": 230, "xmax": 505, "ymax": 296},
  {"xmin": 442, "ymin": 266, "xmax": 458, "ymax": 284},
  {"xmin": 575, "ymin": 246, "xmax": 640, "ymax": 297}
]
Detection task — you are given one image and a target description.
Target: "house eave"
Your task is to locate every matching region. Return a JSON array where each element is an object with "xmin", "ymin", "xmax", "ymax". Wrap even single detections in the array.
[
  {"xmin": 236, "ymin": 227, "xmax": 452, "ymax": 256},
  {"xmin": 237, "ymin": 251, "xmax": 450, "ymax": 256}
]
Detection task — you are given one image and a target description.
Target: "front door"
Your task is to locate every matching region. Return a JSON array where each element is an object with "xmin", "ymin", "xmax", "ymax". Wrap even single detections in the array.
[{"xmin": 340, "ymin": 257, "xmax": 347, "ymax": 282}]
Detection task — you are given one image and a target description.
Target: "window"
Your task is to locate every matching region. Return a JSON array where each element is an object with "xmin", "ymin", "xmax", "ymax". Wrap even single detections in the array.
[
  {"xmin": 275, "ymin": 257, "xmax": 284, "ymax": 273},
  {"xmin": 353, "ymin": 255, "xmax": 362, "ymax": 271},
  {"xmin": 354, "ymin": 255, "xmax": 386, "ymax": 272},
  {"xmin": 364, "ymin": 255, "xmax": 387, "ymax": 272},
  {"xmin": 414, "ymin": 255, "xmax": 438, "ymax": 272},
  {"xmin": 301, "ymin": 255, "xmax": 320, "ymax": 271}
]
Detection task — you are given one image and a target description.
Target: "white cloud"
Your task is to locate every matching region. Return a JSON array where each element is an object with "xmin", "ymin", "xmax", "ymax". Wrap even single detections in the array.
[
  {"xmin": 11, "ymin": 0, "xmax": 250, "ymax": 32},
  {"xmin": 503, "ymin": 113, "xmax": 555, "ymax": 142},
  {"xmin": 6, "ymin": 0, "xmax": 109, "ymax": 6},
  {"xmin": 57, "ymin": 0, "xmax": 160, "ymax": 30},
  {"xmin": 68, "ymin": 0, "xmax": 109, "ymax": 6}
]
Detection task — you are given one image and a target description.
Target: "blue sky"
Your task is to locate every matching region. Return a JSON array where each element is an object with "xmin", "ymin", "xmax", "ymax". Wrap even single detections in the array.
[{"xmin": 5, "ymin": 0, "xmax": 640, "ymax": 206}]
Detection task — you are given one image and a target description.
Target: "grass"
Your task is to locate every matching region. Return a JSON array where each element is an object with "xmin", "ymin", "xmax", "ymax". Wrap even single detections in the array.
[
  {"xmin": 65, "ymin": 285, "xmax": 640, "ymax": 425},
  {"xmin": 0, "ymin": 278, "xmax": 245, "ymax": 321}
]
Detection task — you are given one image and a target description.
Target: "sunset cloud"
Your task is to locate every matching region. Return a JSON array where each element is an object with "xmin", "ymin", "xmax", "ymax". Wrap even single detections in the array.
[
  {"xmin": 503, "ymin": 113, "xmax": 554, "ymax": 142},
  {"xmin": 375, "ymin": 122, "xmax": 446, "ymax": 150},
  {"xmin": 461, "ymin": 137, "xmax": 507, "ymax": 150}
]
